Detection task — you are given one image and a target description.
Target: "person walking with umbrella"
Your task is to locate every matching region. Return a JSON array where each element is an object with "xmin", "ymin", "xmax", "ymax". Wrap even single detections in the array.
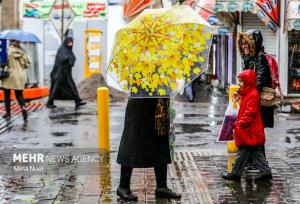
[
  {"xmin": 108, "ymin": 6, "xmax": 212, "ymax": 202},
  {"xmin": 46, "ymin": 30, "xmax": 86, "ymax": 109},
  {"xmin": 1, "ymin": 40, "xmax": 30, "ymax": 120}
]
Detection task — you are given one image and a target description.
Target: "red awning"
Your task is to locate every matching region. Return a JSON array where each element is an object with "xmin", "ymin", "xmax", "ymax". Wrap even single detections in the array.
[
  {"xmin": 123, "ymin": 0, "xmax": 152, "ymax": 19},
  {"xmin": 256, "ymin": 0, "xmax": 280, "ymax": 26}
]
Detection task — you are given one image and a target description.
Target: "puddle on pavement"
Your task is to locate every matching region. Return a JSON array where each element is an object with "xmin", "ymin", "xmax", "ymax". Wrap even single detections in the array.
[
  {"xmin": 286, "ymin": 136, "xmax": 291, "ymax": 143},
  {"xmin": 52, "ymin": 119, "xmax": 79, "ymax": 125},
  {"xmin": 295, "ymin": 136, "xmax": 300, "ymax": 142},
  {"xmin": 49, "ymin": 112, "xmax": 95, "ymax": 120},
  {"xmin": 53, "ymin": 142, "xmax": 73, "ymax": 147},
  {"xmin": 183, "ymin": 113, "xmax": 223, "ymax": 118},
  {"xmin": 176, "ymin": 143, "xmax": 208, "ymax": 147},
  {"xmin": 287, "ymin": 128, "xmax": 300, "ymax": 134},
  {"xmin": 175, "ymin": 123, "xmax": 211, "ymax": 133},
  {"xmin": 51, "ymin": 132, "xmax": 68, "ymax": 137}
]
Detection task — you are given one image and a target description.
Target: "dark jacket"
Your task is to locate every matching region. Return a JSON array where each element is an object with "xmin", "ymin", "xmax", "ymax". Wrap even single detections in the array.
[
  {"xmin": 235, "ymin": 70, "xmax": 265, "ymax": 147},
  {"xmin": 49, "ymin": 37, "xmax": 80, "ymax": 101},
  {"xmin": 237, "ymin": 29, "xmax": 274, "ymax": 128},
  {"xmin": 117, "ymin": 98, "xmax": 171, "ymax": 168}
]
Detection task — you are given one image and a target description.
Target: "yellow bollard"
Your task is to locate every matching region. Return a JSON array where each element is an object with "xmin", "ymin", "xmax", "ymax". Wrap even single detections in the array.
[
  {"xmin": 98, "ymin": 87, "xmax": 110, "ymax": 155},
  {"xmin": 227, "ymin": 85, "xmax": 240, "ymax": 154},
  {"xmin": 228, "ymin": 140, "xmax": 238, "ymax": 153},
  {"xmin": 227, "ymin": 154, "xmax": 236, "ymax": 173}
]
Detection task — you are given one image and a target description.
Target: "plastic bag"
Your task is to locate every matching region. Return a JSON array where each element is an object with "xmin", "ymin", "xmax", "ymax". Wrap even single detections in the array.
[{"xmin": 217, "ymin": 101, "xmax": 239, "ymax": 142}]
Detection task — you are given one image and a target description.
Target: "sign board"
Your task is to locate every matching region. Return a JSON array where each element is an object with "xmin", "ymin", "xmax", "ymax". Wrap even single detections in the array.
[
  {"xmin": 23, "ymin": 0, "xmax": 107, "ymax": 19},
  {"xmin": 49, "ymin": 0, "xmax": 75, "ymax": 38},
  {"xmin": 0, "ymin": 40, "xmax": 7, "ymax": 65},
  {"xmin": 84, "ymin": 29, "xmax": 102, "ymax": 78}
]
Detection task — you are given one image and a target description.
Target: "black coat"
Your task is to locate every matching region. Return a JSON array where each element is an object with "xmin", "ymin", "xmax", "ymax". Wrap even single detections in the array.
[
  {"xmin": 117, "ymin": 98, "xmax": 171, "ymax": 168},
  {"xmin": 241, "ymin": 31, "xmax": 274, "ymax": 128},
  {"xmin": 49, "ymin": 38, "xmax": 80, "ymax": 101}
]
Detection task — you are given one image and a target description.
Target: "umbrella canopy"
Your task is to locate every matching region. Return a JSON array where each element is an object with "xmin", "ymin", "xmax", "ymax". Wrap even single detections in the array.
[
  {"xmin": 108, "ymin": 5, "xmax": 212, "ymax": 98},
  {"xmin": 0, "ymin": 30, "xmax": 42, "ymax": 43}
]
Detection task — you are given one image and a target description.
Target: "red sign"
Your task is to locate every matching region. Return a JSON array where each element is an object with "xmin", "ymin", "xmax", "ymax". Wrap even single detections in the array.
[
  {"xmin": 83, "ymin": 10, "xmax": 100, "ymax": 17},
  {"xmin": 53, "ymin": 4, "xmax": 70, "ymax": 10},
  {"xmin": 87, "ymin": 3, "xmax": 106, "ymax": 11},
  {"xmin": 26, "ymin": 3, "xmax": 39, "ymax": 9}
]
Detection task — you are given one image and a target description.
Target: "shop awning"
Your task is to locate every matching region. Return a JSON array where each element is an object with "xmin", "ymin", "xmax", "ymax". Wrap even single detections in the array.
[
  {"xmin": 214, "ymin": 0, "xmax": 279, "ymax": 31},
  {"xmin": 195, "ymin": 0, "xmax": 236, "ymax": 35},
  {"xmin": 286, "ymin": 0, "xmax": 300, "ymax": 31},
  {"xmin": 123, "ymin": 0, "xmax": 152, "ymax": 19}
]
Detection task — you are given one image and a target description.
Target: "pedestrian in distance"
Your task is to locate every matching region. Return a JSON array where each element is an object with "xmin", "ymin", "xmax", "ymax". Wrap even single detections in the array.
[
  {"xmin": 116, "ymin": 98, "xmax": 181, "ymax": 202},
  {"xmin": 46, "ymin": 29, "xmax": 86, "ymax": 109},
  {"xmin": 222, "ymin": 69, "xmax": 272, "ymax": 182},
  {"xmin": 1, "ymin": 40, "xmax": 30, "ymax": 121}
]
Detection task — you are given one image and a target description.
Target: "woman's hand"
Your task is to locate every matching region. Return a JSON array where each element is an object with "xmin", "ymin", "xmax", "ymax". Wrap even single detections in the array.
[{"xmin": 232, "ymin": 92, "xmax": 240, "ymax": 102}]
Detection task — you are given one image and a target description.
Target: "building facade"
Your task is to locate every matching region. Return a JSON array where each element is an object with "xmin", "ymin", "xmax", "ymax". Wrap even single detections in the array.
[{"xmin": 0, "ymin": 0, "xmax": 20, "ymax": 30}]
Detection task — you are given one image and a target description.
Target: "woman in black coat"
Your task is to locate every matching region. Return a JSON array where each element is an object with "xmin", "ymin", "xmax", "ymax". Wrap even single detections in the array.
[
  {"xmin": 237, "ymin": 29, "xmax": 274, "ymax": 128},
  {"xmin": 46, "ymin": 35, "xmax": 86, "ymax": 109},
  {"xmin": 116, "ymin": 98, "xmax": 181, "ymax": 202}
]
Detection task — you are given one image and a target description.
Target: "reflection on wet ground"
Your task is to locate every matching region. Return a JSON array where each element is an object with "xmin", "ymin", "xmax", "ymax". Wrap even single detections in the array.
[{"xmin": 0, "ymin": 97, "xmax": 300, "ymax": 203}]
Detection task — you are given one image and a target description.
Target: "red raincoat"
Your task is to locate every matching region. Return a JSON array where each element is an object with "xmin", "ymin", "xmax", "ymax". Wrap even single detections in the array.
[{"xmin": 234, "ymin": 70, "xmax": 265, "ymax": 147}]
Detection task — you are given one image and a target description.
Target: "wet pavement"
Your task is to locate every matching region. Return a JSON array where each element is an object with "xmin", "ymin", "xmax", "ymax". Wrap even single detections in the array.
[{"xmin": 0, "ymin": 92, "xmax": 300, "ymax": 203}]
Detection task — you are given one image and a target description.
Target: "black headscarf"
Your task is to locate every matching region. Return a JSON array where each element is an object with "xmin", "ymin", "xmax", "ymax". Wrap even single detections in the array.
[{"xmin": 57, "ymin": 37, "xmax": 76, "ymax": 67}]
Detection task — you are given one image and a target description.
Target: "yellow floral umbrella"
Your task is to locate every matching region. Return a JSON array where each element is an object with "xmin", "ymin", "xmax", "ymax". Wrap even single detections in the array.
[{"xmin": 108, "ymin": 5, "xmax": 212, "ymax": 97}]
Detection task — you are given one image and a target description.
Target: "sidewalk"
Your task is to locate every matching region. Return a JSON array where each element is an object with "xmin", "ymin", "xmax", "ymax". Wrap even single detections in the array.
[{"xmin": 0, "ymin": 101, "xmax": 300, "ymax": 203}]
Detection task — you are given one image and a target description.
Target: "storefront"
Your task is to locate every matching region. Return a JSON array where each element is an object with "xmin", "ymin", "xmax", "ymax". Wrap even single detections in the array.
[
  {"xmin": 286, "ymin": 0, "xmax": 300, "ymax": 94},
  {"xmin": 212, "ymin": 0, "xmax": 279, "ymax": 88},
  {"xmin": 194, "ymin": 0, "xmax": 239, "ymax": 88}
]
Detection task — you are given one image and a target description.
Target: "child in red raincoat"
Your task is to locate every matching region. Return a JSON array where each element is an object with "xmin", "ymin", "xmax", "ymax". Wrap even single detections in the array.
[{"xmin": 222, "ymin": 69, "xmax": 272, "ymax": 181}]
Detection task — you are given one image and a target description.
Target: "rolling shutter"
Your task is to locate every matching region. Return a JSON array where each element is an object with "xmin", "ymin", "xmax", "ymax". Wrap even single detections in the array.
[{"xmin": 242, "ymin": 12, "xmax": 277, "ymax": 57}]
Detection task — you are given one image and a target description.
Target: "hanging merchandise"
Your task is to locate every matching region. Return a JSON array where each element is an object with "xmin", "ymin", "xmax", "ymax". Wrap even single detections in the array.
[
  {"xmin": 288, "ymin": 31, "xmax": 300, "ymax": 93},
  {"xmin": 286, "ymin": 0, "xmax": 300, "ymax": 31}
]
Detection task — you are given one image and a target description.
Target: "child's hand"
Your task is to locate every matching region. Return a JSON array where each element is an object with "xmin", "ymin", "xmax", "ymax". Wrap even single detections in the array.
[{"xmin": 232, "ymin": 92, "xmax": 240, "ymax": 102}]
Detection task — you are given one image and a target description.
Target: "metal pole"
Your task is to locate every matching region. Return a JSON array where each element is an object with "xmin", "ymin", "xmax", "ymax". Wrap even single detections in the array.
[{"xmin": 61, "ymin": 0, "xmax": 64, "ymax": 40}]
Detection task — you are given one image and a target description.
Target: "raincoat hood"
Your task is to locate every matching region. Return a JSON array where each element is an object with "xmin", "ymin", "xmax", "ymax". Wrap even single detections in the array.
[
  {"xmin": 237, "ymin": 29, "xmax": 264, "ymax": 57},
  {"xmin": 238, "ymin": 69, "xmax": 257, "ymax": 95}
]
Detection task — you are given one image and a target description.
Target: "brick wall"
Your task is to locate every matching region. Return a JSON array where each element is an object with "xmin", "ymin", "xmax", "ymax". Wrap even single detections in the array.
[{"xmin": 0, "ymin": 0, "xmax": 19, "ymax": 30}]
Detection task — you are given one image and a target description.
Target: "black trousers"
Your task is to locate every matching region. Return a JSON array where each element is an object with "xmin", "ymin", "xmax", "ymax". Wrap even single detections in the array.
[
  {"xmin": 232, "ymin": 146, "xmax": 271, "ymax": 176},
  {"xmin": 120, "ymin": 165, "xmax": 167, "ymax": 189},
  {"xmin": 3, "ymin": 89, "xmax": 26, "ymax": 114}
]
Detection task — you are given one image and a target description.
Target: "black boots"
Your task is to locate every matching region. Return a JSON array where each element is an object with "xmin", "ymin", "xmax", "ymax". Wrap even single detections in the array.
[
  {"xmin": 117, "ymin": 186, "xmax": 182, "ymax": 201},
  {"xmin": 46, "ymin": 103, "xmax": 57, "ymax": 109},
  {"xmin": 3, "ymin": 112, "xmax": 10, "ymax": 119},
  {"xmin": 155, "ymin": 187, "xmax": 182, "ymax": 199},
  {"xmin": 117, "ymin": 187, "xmax": 138, "ymax": 202},
  {"xmin": 222, "ymin": 173, "xmax": 241, "ymax": 181},
  {"xmin": 21, "ymin": 108, "xmax": 28, "ymax": 121},
  {"xmin": 75, "ymin": 101, "xmax": 87, "ymax": 108}
]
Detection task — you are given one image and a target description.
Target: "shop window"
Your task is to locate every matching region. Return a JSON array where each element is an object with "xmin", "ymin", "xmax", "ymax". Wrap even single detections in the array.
[{"xmin": 288, "ymin": 30, "xmax": 300, "ymax": 93}]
